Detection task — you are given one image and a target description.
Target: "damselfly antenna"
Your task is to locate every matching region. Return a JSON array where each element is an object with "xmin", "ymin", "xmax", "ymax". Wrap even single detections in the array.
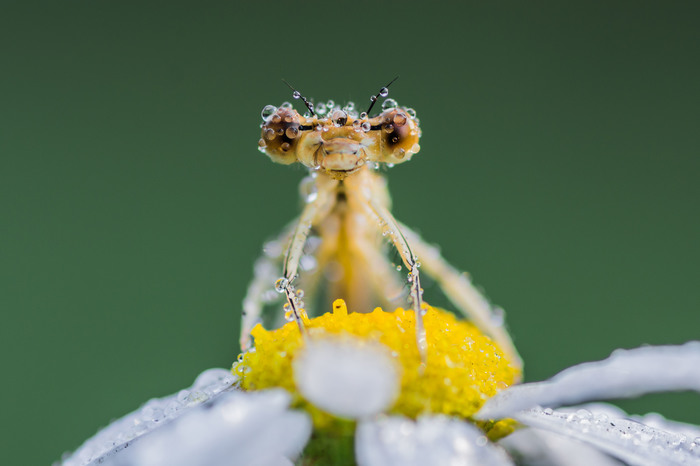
[
  {"xmin": 366, "ymin": 76, "xmax": 399, "ymax": 116},
  {"xmin": 282, "ymin": 79, "xmax": 316, "ymax": 117}
]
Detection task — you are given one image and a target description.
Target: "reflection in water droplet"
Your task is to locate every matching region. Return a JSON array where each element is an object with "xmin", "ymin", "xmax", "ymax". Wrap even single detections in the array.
[
  {"xmin": 382, "ymin": 98, "xmax": 398, "ymax": 110},
  {"xmin": 261, "ymin": 105, "xmax": 277, "ymax": 120}
]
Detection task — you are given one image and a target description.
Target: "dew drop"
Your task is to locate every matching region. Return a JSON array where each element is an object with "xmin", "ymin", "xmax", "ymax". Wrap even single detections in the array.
[
  {"xmin": 359, "ymin": 112, "xmax": 368, "ymax": 119},
  {"xmin": 382, "ymin": 98, "xmax": 398, "ymax": 110},
  {"xmin": 361, "ymin": 121, "xmax": 371, "ymax": 132},
  {"xmin": 258, "ymin": 139, "xmax": 266, "ymax": 148},
  {"xmin": 326, "ymin": 99, "xmax": 335, "ymax": 109},
  {"xmin": 387, "ymin": 163, "xmax": 395, "ymax": 168},
  {"xmin": 295, "ymin": 289, "xmax": 305, "ymax": 298},
  {"xmin": 394, "ymin": 148, "xmax": 406, "ymax": 159},
  {"xmin": 369, "ymin": 95, "xmax": 377, "ymax": 103},
  {"xmin": 271, "ymin": 114, "xmax": 282, "ymax": 124},
  {"xmin": 284, "ymin": 115, "xmax": 293, "ymax": 123},
  {"xmin": 405, "ymin": 108, "xmax": 417, "ymax": 118},
  {"xmin": 292, "ymin": 90, "xmax": 301, "ymax": 99},
  {"xmin": 283, "ymin": 302, "xmax": 291, "ymax": 312},
  {"xmin": 379, "ymin": 87, "xmax": 389, "ymax": 97},
  {"xmin": 315, "ymin": 102, "xmax": 327, "ymax": 115},
  {"xmin": 393, "ymin": 113, "xmax": 407, "ymax": 126},
  {"xmin": 274, "ymin": 278, "xmax": 289, "ymax": 292},
  {"xmin": 344, "ymin": 102, "xmax": 355, "ymax": 112},
  {"xmin": 284, "ymin": 310, "xmax": 295, "ymax": 322},
  {"xmin": 285, "ymin": 127, "xmax": 299, "ymax": 139},
  {"xmin": 264, "ymin": 128, "xmax": 276, "ymax": 140},
  {"xmin": 261, "ymin": 105, "xmax": 277, "ymax": 120},
  {"xmin": 280, "ymin": 101, "xmax": 293, "ymax": 109},
  {"xmin": 281, "ymin": 142, "xmax": 291, "ymax": 151},
  {"xmin": 331, "ymin": 110, "xmax": 348, "ymax": 126},
  {"xmin": 384, "ymin": 124, "xmax": 394, "ymax": 134},
  {"xmin": 395, "ymin": 264, "xmax": 402, "ymax": 271}
]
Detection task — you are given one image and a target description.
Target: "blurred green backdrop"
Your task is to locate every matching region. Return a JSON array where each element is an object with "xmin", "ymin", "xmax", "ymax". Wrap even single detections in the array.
[{"xmin": 1, "ymin": 2, "xmax": 699, "ymax": 464}]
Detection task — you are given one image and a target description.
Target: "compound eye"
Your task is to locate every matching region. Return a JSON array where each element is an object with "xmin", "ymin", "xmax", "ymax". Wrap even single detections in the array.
[
  {"xmin": 378, "ymin": 109, "xmax": 421, "ymax": 162},
  {"xmin": 259, "ymin": 107, "xmax": 302, "ymax": 164}
]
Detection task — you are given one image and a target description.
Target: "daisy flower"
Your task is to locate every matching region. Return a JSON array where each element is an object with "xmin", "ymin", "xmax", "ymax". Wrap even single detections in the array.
[{"xmin": 60, "ymin": 299, "xmax": 700, "ymax": 466}]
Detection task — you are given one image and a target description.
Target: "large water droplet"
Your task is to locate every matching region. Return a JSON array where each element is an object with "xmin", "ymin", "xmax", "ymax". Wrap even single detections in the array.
[
  {"xmin": 274, "ymin": 278, "xmax": 289, "ymax": 292},
  {"xmin": 261, "ymin": 105, "xmax": 277, "ymax": 120},
  {"xmin": 382, "ymin": 98, "xmax": 398, "ymax": 110}
]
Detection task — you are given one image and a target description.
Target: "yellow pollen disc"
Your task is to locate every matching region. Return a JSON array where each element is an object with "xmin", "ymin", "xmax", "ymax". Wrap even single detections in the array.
[{"xmin": 233, "ymin": 299, "xmax": 520, "ymax": 435}]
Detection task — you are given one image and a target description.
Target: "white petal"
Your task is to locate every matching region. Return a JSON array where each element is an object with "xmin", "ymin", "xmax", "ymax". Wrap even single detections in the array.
[
  {"xmin": 293, "ymin": 336, "xmax": 399, "ymax": 419},
  {"xmin": 512, "ymin": 407, "xmax": 700, "ymax": 466},
  {"xmin": 476, "ymin": 342, "xmax": 700, "ymax": 419},
  {"xmin": 500, "ymin": 427, "xmax": 624, "ymax": 466},
  {"xmin": 110, "ymin": 389, "xmax": 311, "ymax": 466},
  {"xmin": 63, "ymin": 368, "xmax": 237, "ymax": 466},
  {"xmin": 356, "ymin": 415, "xmax": 514, "ymax": 466}
]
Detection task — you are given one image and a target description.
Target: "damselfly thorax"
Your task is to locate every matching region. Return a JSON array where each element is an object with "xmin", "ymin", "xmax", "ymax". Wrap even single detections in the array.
[{"xmin": 241, "ymin": 81, "xmax": 522, "ymax": 370}]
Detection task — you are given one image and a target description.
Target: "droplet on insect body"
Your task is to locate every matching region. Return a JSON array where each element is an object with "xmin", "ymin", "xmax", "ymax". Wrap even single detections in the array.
[
  {"xmin": 275, "ymin": 278, "xmax": 289, "ymax": 293},
  {"xmin": 261, "ymin": 105, "xmax": 277, "ymax": 120},
  {"xmin": 382, "ymin": 98, "xmax": 398, "ymax": 110}
]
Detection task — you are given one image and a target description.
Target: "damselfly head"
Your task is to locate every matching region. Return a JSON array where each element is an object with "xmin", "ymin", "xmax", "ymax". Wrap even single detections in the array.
[{"xmin": 258, "ymin": 93, "xmax": 421, "ymax": 178}]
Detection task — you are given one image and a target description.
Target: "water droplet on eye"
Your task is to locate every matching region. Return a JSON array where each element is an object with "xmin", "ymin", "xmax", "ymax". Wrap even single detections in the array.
[
  {"xmin": 275, "ymin": 278, "xmax": 289, "ymax": 292},
  {"xmin": 292, "ymin": 90, "xmax": 301, "ymax": 99},
  {"xmin": 361, "ymin": 122, "xmax": 371, "ymax": 132},
  {"xmin": 264, "ymin": 128, "xmax": 276, "ymax": 140},
  {"xmin": 315, "ymin": 102, "xmax": 327, "ymax": 115},
  {"xmin": 271, "ymin": 114, "xmax": 282, "ymax": 124},
  {"xmin": 382, "ymin": 98, "xmax": 398, "ymax": 110},
  {"xmin": 405, "ymin": 108, "xmax": 417, "ymax": 118},
  {"xmin": 261, "ymin": 105, "xmax": 277, "ymax": 120},
  {"xmin": 379, "ymin": 87, "xmax": 389, "ymax": 97},
  {"xmin": 393, "ymin": 113, "xmax": 407, "ymax": 126},
  {"xmin": 360, "ymin": 112, "xmax": 368, "ymax": 119},
  {"xmin": 281, "ymin": 142, "xmax": 291, "ymax": 151},
  {"xmin": 286, "ymin": 127, "xmax": 299, "ymax": 139},
  {"xmin": 280, "ymin": 101, "xmax": 293, "ymax": 109}
]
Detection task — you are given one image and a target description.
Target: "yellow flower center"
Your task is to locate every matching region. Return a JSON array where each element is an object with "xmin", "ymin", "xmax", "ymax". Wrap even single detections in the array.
[{"xmin": 233, "ymin": 299, "xmax": 520, "ymax": 438}]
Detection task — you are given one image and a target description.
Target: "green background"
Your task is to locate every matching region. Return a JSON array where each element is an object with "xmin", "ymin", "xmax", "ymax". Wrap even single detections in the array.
[{"xmin": 2, "ymin": 2, "xmax": 699, "ymax": 464}]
